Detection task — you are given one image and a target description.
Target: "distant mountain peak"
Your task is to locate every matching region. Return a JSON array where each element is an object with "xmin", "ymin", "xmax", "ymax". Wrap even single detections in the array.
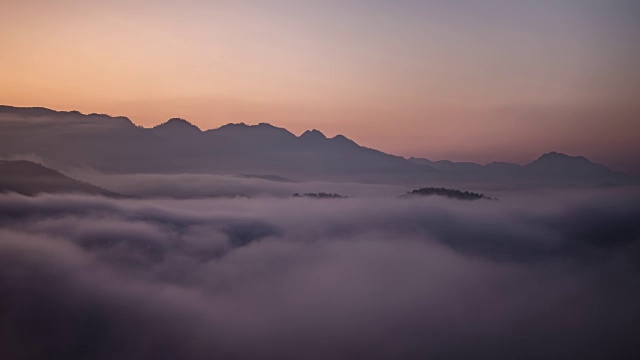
[
  {"xmin": 300, "ymin": 129, "xmax": 326, "ymax": 139},
  {"xmin": 330, "ymin": 134, "xmax": 358, "ymax": 147},
  {"xmin": 538, "ymin": 151, "xmax": 568, "ymax": 159},
  {"xmin": 210, "ymin": 122, "xmax": 295, "ymax": 139},
  {"xmin": 524, "ymin": 151, "xmax": 616, "ymax": 180},
  {"xmin": 154, "ymin": 118, "xmax": 201, "ymax": 132},
  {"xmin": 214, "ymin": 122, "xmax": 285, "ymax": 131},
  {"xmin": 218, "ymin": 122, "xmax": 249, "ymax": 128},
  {"xmin": 256, "ymin": 122, "xmax": 278, "ymax": 128},
  {"xmin": 535, "ymin": 152, "xmax": 590, "ymax": 163}
]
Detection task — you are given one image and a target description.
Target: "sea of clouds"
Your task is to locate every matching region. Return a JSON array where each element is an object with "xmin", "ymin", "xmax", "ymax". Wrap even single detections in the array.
[{"xmin": 1, "ymin": 188, "xmax": 639, "ymax": 359}]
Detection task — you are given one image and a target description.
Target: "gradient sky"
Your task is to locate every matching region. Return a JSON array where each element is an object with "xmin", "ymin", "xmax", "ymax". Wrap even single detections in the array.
[{"xmin": 1, "ymin": 0, "xmax": 639, "ymax": 172}]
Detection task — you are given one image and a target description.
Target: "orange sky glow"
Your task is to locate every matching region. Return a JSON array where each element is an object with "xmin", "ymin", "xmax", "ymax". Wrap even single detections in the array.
[{"xmin": 1, "ymin": 0, "xmax": 639, "ymax": 172}]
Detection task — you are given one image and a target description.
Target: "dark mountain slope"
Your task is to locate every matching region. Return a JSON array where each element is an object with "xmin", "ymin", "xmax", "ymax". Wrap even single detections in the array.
[
  {"xmin": 153, "ymin": 118, "xmax": 202, "ymax": 133},
  {"xmin": 0, "ymin": 160, "xmax": 121, "ymax": 196}
]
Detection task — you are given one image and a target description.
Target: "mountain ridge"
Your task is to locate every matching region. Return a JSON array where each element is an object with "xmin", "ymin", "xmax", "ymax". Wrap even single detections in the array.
[
  {"xmin": 0, "ymin": 105, "xmax": 425, "ymax": 181},
  {"xmin": 409, "ymin": 151, "xmax": 629, "ymax": 185},
  {"xmin": 0, "ymin": 105, "xmax": 632, "ymax": 186}
]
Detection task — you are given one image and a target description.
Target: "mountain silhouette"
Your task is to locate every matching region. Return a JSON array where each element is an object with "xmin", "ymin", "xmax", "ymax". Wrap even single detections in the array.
[
  {"xmin": 0, "ymin": 105, "xmax": 428, "ymax": 182},
  {"xmin": 524, "ymin": 151, "xmax": 614, "ymax": 179},
  {"xmin": 409, "ymin": 151, "xmax": 629, "ymax": 185},
  {"xmin": 153, "ymin": 118, "xmax": 202, "ymax": 133},
  {"xmin": 0, "ymin": 160, "xmax": 120, "ymax": 196},
  {"xmin": 0, "ymin": 105, "xmax": 631, "ymax": 186}
]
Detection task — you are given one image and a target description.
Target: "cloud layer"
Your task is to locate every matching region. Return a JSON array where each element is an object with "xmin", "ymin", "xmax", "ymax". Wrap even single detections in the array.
[{"xmin": 1, "ymin": 190, "xmax": 639, "ymax": 359}]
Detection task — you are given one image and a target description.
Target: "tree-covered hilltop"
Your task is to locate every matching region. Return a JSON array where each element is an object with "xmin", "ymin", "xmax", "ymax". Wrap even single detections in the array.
[
  {"xmin": 292, "ymin": 192, "xmax": 348, "ymax": 199},
  {"xmin": 402, "ymin": 187, "xmax": 494, "ymax": 200}
]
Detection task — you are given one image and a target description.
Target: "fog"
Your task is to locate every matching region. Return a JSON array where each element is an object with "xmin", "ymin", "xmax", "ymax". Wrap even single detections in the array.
[
  {"xmin": 69, "ymin": 172, "xmax": 406, "ymax": 199},
  {"xmin": 1, "ymin": 187, "xmax": 639, "ymax": 359}
]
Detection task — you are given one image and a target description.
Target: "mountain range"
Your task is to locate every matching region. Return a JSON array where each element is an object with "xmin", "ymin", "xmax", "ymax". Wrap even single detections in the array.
[
  {"xmin": 409, "ymin": 152, "xmax": 627, "ymax": 186},
  {"xmin": 0, "ymin": 160, "xmax": 119, "ymax": 196},
  {"xmin": 0, "ymin": 105, "xmax": 633, "ymax": 187}
]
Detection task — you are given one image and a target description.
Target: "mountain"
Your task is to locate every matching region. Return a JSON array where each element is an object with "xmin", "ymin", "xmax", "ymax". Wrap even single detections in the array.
[
  {"xmin": 524, "ymin": 151, "xmax": 614, "ymax": 179},
  {"xmin": 409, "ymin": 152, "xmax": 630, "ymax": 186},
  {"xmin": 0, "ymin": 105, "xmax": 431, "ymax": 182},
  {"xmin": 0, "ymin": 105, "xmax": 632, "ymax": 186},
  {"xmin": 153, "ymin": 118, "xmax": 202, "ymax": 134},
  {"xmin": 0, "ymin": 160, "xmax": 120, "ymax": 196}
]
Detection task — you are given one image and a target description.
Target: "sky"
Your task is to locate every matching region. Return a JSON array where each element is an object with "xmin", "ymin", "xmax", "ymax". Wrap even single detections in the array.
[{"xmin": 1, "ymin": 0, "xmax": 639, "ymax": 172}]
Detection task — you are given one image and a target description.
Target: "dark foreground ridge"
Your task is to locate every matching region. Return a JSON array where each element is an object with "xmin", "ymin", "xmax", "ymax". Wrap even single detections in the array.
[
  {"xmin": 0, "ymin": 160, "xmax": 122, "ymax": 197},
  {"xmin": 402, "ymin": 187, "xmax": 494, "ymax": 200}
]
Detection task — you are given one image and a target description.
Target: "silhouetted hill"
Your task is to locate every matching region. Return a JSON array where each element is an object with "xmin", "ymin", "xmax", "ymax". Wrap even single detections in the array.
[
  {"xmin": 0, "ymin": 160, "xmax": 121, "ymax": 196},
  {"xmin": 402, "ymin": 187, "xmax": 493, "ymax": 200},
  {"xmin": 409, "ymin": 152, "xmax": 631, "ymax": 186},
  {"xmin": 0, "ymin": 106, "xmax": 430, "ymax": 182},
  {"xmin": 524, "ymin": 151, "xmax": 614, "ymax": 179},
  {"xmin": 153, "ymin": 118, "xmax": 202, "ymax": 133}
]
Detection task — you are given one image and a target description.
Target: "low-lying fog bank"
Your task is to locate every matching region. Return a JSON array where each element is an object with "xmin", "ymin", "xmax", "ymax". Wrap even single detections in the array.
[{"xmin": 0, "ymin": 189, "xmax": 639, "ymax": 359}]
